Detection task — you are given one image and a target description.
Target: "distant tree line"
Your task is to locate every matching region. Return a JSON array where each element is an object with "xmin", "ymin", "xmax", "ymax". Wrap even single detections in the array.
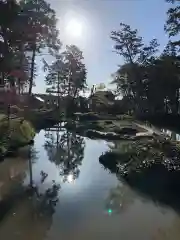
[{"xmin": 111, "ymin": 0, "xmax": 180, "ymax": 116}]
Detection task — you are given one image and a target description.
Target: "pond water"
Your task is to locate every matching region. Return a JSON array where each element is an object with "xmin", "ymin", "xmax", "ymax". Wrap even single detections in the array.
[{"xmin": 0, "ymin": 128, "xmax": 180, "ymax": 239}]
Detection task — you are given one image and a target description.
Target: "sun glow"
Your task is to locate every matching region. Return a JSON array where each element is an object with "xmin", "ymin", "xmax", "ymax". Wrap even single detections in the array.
[
  {"xmin": 65, "ymin": 18, "xmax": 83, "ymax": 38},
  {"xmin": 67, "ymin": 174, "xmax": 74, "ymax": 183}
]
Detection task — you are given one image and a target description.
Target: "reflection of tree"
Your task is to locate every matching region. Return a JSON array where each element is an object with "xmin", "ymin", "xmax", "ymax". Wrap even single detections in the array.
[
  {"xmin": 0, "ymin": 171, "xmax": 60, "ymax": 240},
  {"xmin": 44, "ymin": 128, "xmax": 85, "ymax": 182},
  {"xmin": 28, "ymin": 146, "xmax": 39, "ymax": 187},
  {"xmin": 27, "ymin": 145, "xmax": 61, "ymax": 217},
  {"xmin": 0, "ymin": 140, "xmax": 61, "ymax": 239},
  {"xmin": 24, "ymin": 146, "xmax": 61, "ymax": 237},
  {"xmin": 105, "ymin": 183, "xmax": 135, "ymax": 215},
  {"xmin": 29, "ymin": 179, "xmax": 60, "ymax": 217}
]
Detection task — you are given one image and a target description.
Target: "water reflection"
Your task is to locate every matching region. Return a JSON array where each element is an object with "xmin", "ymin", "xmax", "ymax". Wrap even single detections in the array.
[
  {"xmin": 105, "ymin": 183, "xmax": 136, "ymax": 215},
  {"xmin": 0, "ymin": 143, "xmax": 61, "ymax": 240},
  {"xmin": 44, "ymin": 126, "xmax": 85, "ymax": 182},
  {"xmin": 1, "ymin": 128, "xmax": 180, "ymax": 239},
  {"xmin": 100, "ymin": 139, "xmax": 180, "ymax": 213}
]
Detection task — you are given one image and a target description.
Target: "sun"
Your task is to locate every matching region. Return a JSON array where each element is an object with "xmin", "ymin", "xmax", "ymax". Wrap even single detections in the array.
[
  {"xmin": 67, "ymin": 174, "xmax": 74, "ymax": 183},
  {"xmin": 65, "ymin": 19, "xmax": 83, "ymax": 38}
]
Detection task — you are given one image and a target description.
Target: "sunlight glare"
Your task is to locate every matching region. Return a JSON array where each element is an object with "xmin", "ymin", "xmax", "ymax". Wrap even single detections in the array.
[
  {"xmin": 67, "ymin": 174, "xmax": 74, "ymax": 183},
  {"xmin": 66, "ymin": 19, "xmax": 83, "ymax": 38}
]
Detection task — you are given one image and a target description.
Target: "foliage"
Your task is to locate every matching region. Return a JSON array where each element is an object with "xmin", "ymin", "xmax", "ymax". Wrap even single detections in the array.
[
  {"xmin": 165, "ymin": 0, "xmax": 180, "ymax": 41},
  {"xmin": 18, "ymin": 0, "xmax": 61, "ymax": 94},
  {"xmin": 45, "ymin": 45, "xmax": 87, "ymax": 101},
  {"xmin": 0, "ymin": 0, "xmax": 26, "ymax": 85},
  {"xmin": 111, "ymin": 21, "xmax": 180, "ymax": 115},
  {"xmin": 0, "ymin": 0, "xmax": 61, "ymax": 94},
  {"xmin": 111, "ymin": 23, "xmax": 159, "ymax": 65}
]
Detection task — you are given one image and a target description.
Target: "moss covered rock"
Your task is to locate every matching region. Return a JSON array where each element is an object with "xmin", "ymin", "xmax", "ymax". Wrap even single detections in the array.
[{"xmin": 0, "ymin": 118, "xmax": 35, "ymax": 150}]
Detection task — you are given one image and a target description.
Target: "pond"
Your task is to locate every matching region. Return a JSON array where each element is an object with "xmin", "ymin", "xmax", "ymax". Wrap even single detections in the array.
[{"xmin": 0, "ymin": 127, "xmax": 180, "ymax": 240}]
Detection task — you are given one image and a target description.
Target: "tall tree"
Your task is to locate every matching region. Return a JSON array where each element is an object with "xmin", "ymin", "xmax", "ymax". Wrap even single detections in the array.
[
  {"xmin": 45, "ymin": 45, "xmax": 87, "ymax": 114},
  {"xmin": 45, "ymin": 45, "xmax": 87, "ymax": 97},
  {"xmin": 165, "ymin": 0, "xmax": 180, "ymax": 48},
  {"xmin": 19, "ymin": 0, "xmax": 61, "ymax": 94},
  {"xmin": 110, "ymin": 23, "xmax": 159, "ymax": 113},
  {"xmin": 0, "ymin": 0, "xmax": 21, "ymax": 85}
]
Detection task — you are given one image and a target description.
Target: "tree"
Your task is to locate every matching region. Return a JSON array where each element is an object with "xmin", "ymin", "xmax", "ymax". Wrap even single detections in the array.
[
  {"xmin": 45, "ymin": 45, "xmax": 87, "ymax": 114},
  {"xmin": 0, "ymin": 0, "xmax": 22, "ymax": 85},
  {"xmin": 62, "ymin": 45, "xmax": 87, "ymax": 99},
  {"xmin": 110, "ymin": 23, "xmax": 159, "ymax": 113},
  {"xmin": 152, "ymin": 44, "xmax": 180, "ymax": 114},
  {"xmin": 45, "ymin": 45, "xmax": 87, "ymax": 97},
  {"xmin": 111, "ymin": 23, "xmax": 158, "ymax": 65},
  {"xmin": 19, "ymin": 0, "xmax": 61, "ymax": 94},
  {"xmin": 165, "ymin": 0, "xmax": 180, "ymax": 48},
  {"xmin": 112, "ymin": 45, "xmax": 180, "ymax": 115},
  {"xmin": 0, "ymin": 0, "xmax": 38, "ymax": 91}
]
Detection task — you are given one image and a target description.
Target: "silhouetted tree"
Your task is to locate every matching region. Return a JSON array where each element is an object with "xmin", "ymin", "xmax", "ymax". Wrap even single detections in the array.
[
  {"xmin": 45, "ymin": 45, "xmax": 87, "ymax": 114},
  {"xmin": 0, "ymin": 0, "xmax": 23, "ymax": 85},
  {"xmin": 18, "ymin": 0, "xmax": 61, "ymax": 94},
  {"xmin": 165, "ymin": 0, "xmax": 180, "ymax": 49},
  {"xmin": 111, "ymin": 23, "xmax": 159, "ymax": 113}
]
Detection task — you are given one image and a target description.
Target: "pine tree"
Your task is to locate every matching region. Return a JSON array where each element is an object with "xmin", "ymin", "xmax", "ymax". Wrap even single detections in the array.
[{"xmin": 19, "ymin": 0, "xmax": 61, "ymax": 94}]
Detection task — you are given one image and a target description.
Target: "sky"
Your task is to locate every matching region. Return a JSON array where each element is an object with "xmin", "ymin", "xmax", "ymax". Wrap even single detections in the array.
[{"xmin": 34, "ymin": 0, "xmax": 170, "ymax": 93}]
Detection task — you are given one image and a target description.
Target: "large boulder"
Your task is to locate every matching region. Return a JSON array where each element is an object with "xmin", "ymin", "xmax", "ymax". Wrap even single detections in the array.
[{"xmin": 0, "ymin": 117, "xmax": 35, "ymax": 150}]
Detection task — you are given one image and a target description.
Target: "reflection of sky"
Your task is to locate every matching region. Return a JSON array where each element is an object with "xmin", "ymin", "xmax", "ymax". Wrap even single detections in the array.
[
  {"xmin": 24, "ymin": 130, "xmax": 119, "ymax": 233},
  {"xmin": 29, "ymin": 130, "xmax": 117, "ymax": 195}
]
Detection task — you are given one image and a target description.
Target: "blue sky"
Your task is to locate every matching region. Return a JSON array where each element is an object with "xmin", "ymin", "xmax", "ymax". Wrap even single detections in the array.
[{"xmin": 34, "ymin": 0, "xmax": 170, "ymax": 93}]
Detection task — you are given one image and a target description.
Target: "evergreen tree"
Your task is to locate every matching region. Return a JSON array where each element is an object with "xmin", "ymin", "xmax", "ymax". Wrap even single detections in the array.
[{"xmin": 19, "ymin": 0, "xmax": 61, "ymax": 94}]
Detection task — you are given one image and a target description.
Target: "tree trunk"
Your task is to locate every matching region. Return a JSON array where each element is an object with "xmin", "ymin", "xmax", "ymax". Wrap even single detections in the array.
[
  {"xmin": 125, "ymin": 43, "xmax": 142, "ymax": 114},
  {"xmin": 66, "ymin": 69, "xmax": 71, "ymax": 117},
  {"xmin": 18, "ymin": 79, "xmax": 21, "ymax": 94},
  {"xmin": 176, "ymin": 88, "xmax": 179, "ymax": 114},
  {"xmin": 1, "ymin": 72, "xmax": 5, "ymax": 86},
  {"xmin": 29, "ymin": 46, "xmax": 36, "ymax": 95},
  {"xmin": 57, "ymin": 72, "xmax": 60, "ymax": 108},
  {"xmin": 1, "ymin": 27, "xmax": 8, "ymax": 86}
]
